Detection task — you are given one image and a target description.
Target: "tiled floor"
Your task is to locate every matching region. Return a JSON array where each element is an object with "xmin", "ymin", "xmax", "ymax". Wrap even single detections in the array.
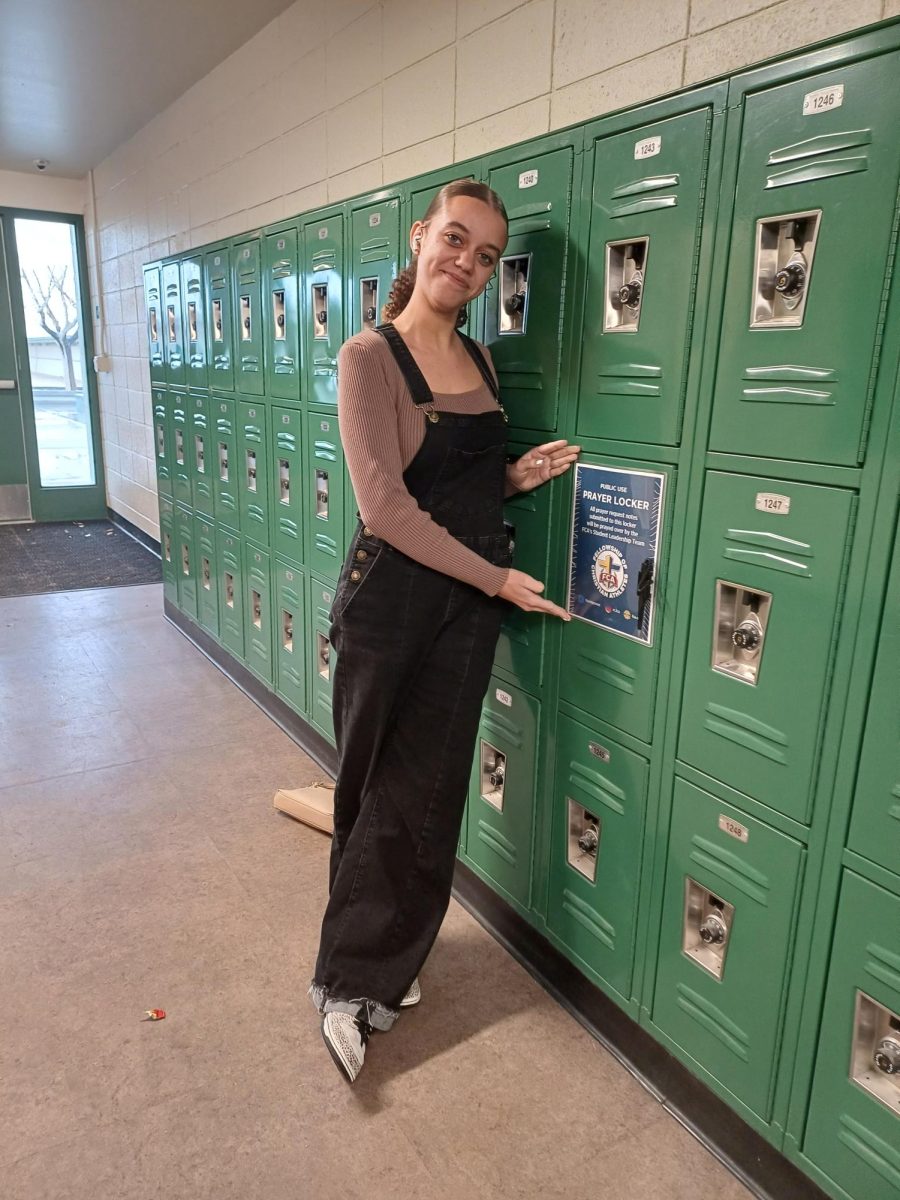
[{"xmin": 0, "ymin": 584, "xmax": 755, "ymax": 1200}]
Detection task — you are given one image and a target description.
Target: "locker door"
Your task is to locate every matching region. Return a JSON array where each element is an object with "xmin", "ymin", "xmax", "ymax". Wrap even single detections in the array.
[
  {"xmin": 710, "ymin": 52, "xmax": 900, "ymax": 465},
  {"xmin": 309, "ymin": 575, "xmax": 336, "ymax": 746},
  {"xmin": 170, "ymin": 391, "xmax": 191, "ymax": 508},
  {"xmin": 264, "ymin": 227, "xmax": 300, "ymax": 403},
  {"xmin": 275, "ymin": 561, "xmax": 307, "ymax": 716},
  {"xmin": 271, "ymin": 406, "xmax": 304, "ymax": 568},
  {"xmin": 678, "ymin": 471, "xmax": 855, "ymax": 824},
  {"xmin": 306, "ymin": 411, "xmax": 346, "ymax": 584},
  {"xmin": 302, "ymin": 211, "xmax": 344, "ymax": 412},
  {"xmin": 162, "ymin": 261, "xmax": 186, "ymax": 390},
  {"xmin": 349, "ymin": 196, "xmax": 400, "ymax": 336},
  {"xmin": 485, "ymin": 143, "xmax": 575, "ymax": 433},
  {"xmin": 216, "ymin": 527, "xmax": 245, "ymax": 661},
  {"xmin": 175, "ymin": 504, "xmax": 198, "ymax": 620},
  {"xmin": 189, "ymin": 392, "xmax": 213, "ymax": 518},
  {"xmin": 204, "ymin": 246, "xmax": 234, "ymax": 392},
  {"xmin": 144, "ymin": 264, "xmax": 165, "ymax": 386},
  {"xmin": 196, "ymin": 518, "xmax": 219, "ymax": 639},
  {"xmin": 181, "ymin": 255, "xmax": 208, "ymax": 391},
  {"xmin": 244, "ymin": 542, "xmax": 273, "ymax": 684},
  {"xmin": 232, "ymin": 237, "xmax": 264, "ymax": 396},
  {"xmin": 466, "ymin": 680, "xmax": 540, "ymax": 907},
  {"xmin": 152, "ymin": 385, "xmax": 172, "ymax": 500},
  {"xmin": 803, "ymin": 870, "xmax": 900, "ymax": 1200},
  {"xmin": 848, "ymin": 507, "xmax": 900, "ymax": 873},
  {"xmin": 237, "ymin": 400, "xmax": 270, "ymax": 546},
  {"xmin": 546, "ymin": 713, "xmax": 648, "ymax": 1002},
  {"xmin": 577, "ymin": 107, "xmax": 713, "ymax": 446},
  {"xmin": 159, "ymin": 496, "xmax": 178, "ymax": 608},
  {"xmin": 652, "ymin": 778, "xmax": 804, "ymax": 1121},
  {"xmin": 212, "ymin": 396, "xmax": 240, "ymax": 532}
]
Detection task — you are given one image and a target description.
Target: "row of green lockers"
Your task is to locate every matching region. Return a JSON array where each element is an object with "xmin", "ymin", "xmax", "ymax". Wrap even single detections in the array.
[{"xmin": 146, "ymin": 19, "xmax": 900, "ymax": 1200}]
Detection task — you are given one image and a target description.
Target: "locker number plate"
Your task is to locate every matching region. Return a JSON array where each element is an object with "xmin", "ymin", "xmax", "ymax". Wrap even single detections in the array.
[
  {"xmin": 719, "ymin": 815, "xmax": 749, "ymax": 843},
  {"xmin": 755, "ymin": 492, "xmax": 791, "ymax": 515},
  {"xmin": 803, "ymin": 84, "xmax": 843, "ymax": 116},
  {"xmin": 368, "ymin": 213, "xmax": 381, "ymax": 227},
  {"xmin": 634, "ymin": 136, "xmax": 661, "ymax": 160},
  {"xmin": 518, "ymin": 169, "xmax": 539, "ymax": 189},
  {"xmin": 495, "ymin": 688, "xmax": 512, "ymax": 707}
]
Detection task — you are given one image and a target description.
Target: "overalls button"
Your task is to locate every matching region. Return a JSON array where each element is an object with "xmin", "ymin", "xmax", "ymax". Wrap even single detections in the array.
[
  {"xmin": 349, "ymin": 569, "xmax": 362, "ymax": 582},
  {"xmin": 356, "ymin": 550, "xmax": 367, "ymax": 561},
  {"xmin": 363, "ymin": 526, "xmax": 373, "ymax": 537}
]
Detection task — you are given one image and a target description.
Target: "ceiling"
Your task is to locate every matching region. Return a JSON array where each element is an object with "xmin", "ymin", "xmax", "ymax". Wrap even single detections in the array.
[{"xmin": 0, "ymin": 0, "xmax": 298, "ymax": 178}]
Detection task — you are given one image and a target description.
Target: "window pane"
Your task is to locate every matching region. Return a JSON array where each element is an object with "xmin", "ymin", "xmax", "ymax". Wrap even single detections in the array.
[{"xmin": 14, "ymin": 218, "xmax": 95, "ymax": 488}]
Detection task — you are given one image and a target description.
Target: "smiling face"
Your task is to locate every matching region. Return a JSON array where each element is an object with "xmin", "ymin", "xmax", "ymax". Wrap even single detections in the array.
[{"xmin": 411, "ymin": 195, "xmax": 508, "ymax": 316}]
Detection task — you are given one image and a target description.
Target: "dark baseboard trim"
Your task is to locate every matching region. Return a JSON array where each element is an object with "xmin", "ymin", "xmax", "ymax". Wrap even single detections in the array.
[
  {"xmin": 451, "ymin": 862, "xmax": 829, "ymax": 1200},
  {"xmin": 163, "ymin": 600, "xmax": 338, "ymax": 777},
  {"xmin": 108, "ymin": 507, "xmax": 161, "ymax": 557},
  {"xmin": 164, "ymin": 601, "xmax": 826, "ymax": 1200}
]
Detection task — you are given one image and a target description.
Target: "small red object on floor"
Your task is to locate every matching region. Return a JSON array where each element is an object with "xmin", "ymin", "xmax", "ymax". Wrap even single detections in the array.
[{"xmin": 144, "ymin": 1008, "xmax": 166, "ymax": 1021}]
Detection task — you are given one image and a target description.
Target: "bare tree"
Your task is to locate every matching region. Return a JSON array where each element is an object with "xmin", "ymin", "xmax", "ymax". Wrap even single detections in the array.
[{"xmin": 21, "ymin": 265, "xmax": 80, "ymax": 389}]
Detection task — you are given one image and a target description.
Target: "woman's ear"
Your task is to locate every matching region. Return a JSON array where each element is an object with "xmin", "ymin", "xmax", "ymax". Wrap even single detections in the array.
[{"xmin": 409, "ymin": 219, "xmax": 426, "ymax": 255}]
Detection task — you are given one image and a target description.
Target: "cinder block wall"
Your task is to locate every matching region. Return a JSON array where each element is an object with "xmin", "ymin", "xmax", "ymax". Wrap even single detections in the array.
[{"xmin": 86, "ymin": 0, "xmax": 899, "ymax": 538}]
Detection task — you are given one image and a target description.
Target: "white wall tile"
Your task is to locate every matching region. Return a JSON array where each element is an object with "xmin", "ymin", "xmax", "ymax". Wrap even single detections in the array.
[
  {"xmin": 327, "ymin": 0, "xmax": 379, "ymax": 38},
  {"xmin": 555, "ymin": 0, "xmax": 689, "ymax": 88},
  {"xmin": 327, "ymin": 158, "xmax": 384, "ymax": 203},
  {"xmin": 278, "ymin": 50, "xmax": 329, "ymax": 135},
  {"xmin": 383, "ymin": 134, "xmax": 456, "ymax": 187},
  {"xmin": 279, "ymin": 1, "xmax": 330, "ymax": 56},
  {"xmin": 455, "ymin": 96, "xmax": 550, "ymax": 161},
  {"xmin": 551, "ymin": 45, "xmax": 685, "ymax": 129},
  {"xmin": 283, "ymin": 180, "xmax": 330, "ymax": 216},
  {"xmin": 384, "ymin": 49, "xmax": 456, "ymax": 154},
  {"xmin": 327, "ymin": 86, "xmax": 383, "ymax": 175},
  {"xmin": 326, "ymin": 6, "xmax": 383, "ymax": 109},
  {"xmin": 457, "ymin": 0, "xmax": 553, "ymax": 127},
  {"xmin": 236, "ymin": 140, "xmax": 285, "ymax": 212},
  {"xmin": 885, "ymin": 0, "xmax": 900, "ymax": 14},
  {"xmin": 457, "ymin": 0, "xmax": 528, "ymax": 38},
  {"xmin": 281, "ymin": 118, "xmax": 328, "ymax": 195},
  {"xmin": 382, "ymin": 0, "xmax": 457, "ymax": 76},
  {"xmin": 684, "ymin": 0, "xmax": 881, "ymax": 84},
  {"xmin": 690, "ymin": 0, "xmax": 779, "ymax": 35}
]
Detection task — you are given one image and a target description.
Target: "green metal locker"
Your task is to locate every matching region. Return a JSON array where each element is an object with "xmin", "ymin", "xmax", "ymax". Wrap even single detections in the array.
[
  {"xmin": 237, "ymin": 399, "xmax": 270, "ymax": 546},
  {"xmin": 189, "ymin": 392, "xmax": 214, "ymax": 518},
  {"xmin": 162, "ymin": 261, "xmax": 186, "ymax": 390},
  {"xmin": 484, "ymin": 138, "xmax": 577, "ymax": 433},
  {"xmin": 212, "ymin": 395, "xmax": 240, "ymax": 532},
  {"xmin": 651, "ymin": 777, "xmax": 805, "ymax": 1122},
  {"xmin": 216, "ymin": 527, "xmax": 245, "ymax": 661},
  {"xmin": 244, "ymin": 541, "xmax": 273, "ymax": 684},
  {"xmin": 546, "ymin": 711, "xmax": 649, "ymax": 1003},
  {"xmin": 195, "ymin": 517, "xmax": 219, "ymax": 639},
  {"xmin": 848, "ymin": 505, "xmax": 900, "ymax": 874},
  {"xmin": 678, "ymin": 471, "xmax": 855, "ymax": 824},
  {"xmin": 175, "ymin": 503, "xmax": 198, "ymax": 620},
  {"xmin": 465, "ymin": 679, "xmax": 540, "ymax": 908},
  {"xmin": 576, "ymin": 106, "xmax": 715, "ymax": 447},
  {"xmin": 271, "ymin": 405, "xmax": 304, "ymax": 568},
  {"xmin": 170, "ymin": 391, "xmax": 191, "ymax": 508},
  {"xmin": 302, "ymin": 209, "xmax": 344, "ymax": 412},
  {"xmin": 274, "ymin": 560, "xmax": 307, "ymax": 716},
  {"xmin": 152, "ymin": 385, "xmax": 172, "ymax": 500},
  {"xmin": 232, "ymin": 237, "xmax": 264, "ymax": 396},
  {"xmin": 159, "ymin": 496, "xmax": 177, "ymax": 607},
  {"xmin": 306, "ymin": 410, "xmax": 345, "ymax": 584},
  {"xmin": 263, "ymin": 226, "xmax": 301, "ymax": 403},
  {"xmin": 309, "ymin": 575, "xmax": 336, "ymax": 745},
  {"xmin": 710, "ymin": 51, "xmax": 900, "ymax": 466},
  {"xmin": 181, "ymin": 255, "xmax": 208, "ymax": 391},
  {"xmin": 144, "ymin": 264, "xmax": 166, "ymax": 386},
  {"xmin": 204, "ymin": 245, "xmax": 234, "ymax": 392},
  {"xmin": 348, "ymin": 193, "xmax": 400, "ymax": 337},
  {"xmin": 802, "ymin": 870, "xmax": 900, "ymax": 1200}
]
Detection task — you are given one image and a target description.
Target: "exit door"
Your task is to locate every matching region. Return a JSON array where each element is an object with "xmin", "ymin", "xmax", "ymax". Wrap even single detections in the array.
[{"xmin": 0, "ymin": 209, "xmax": 106, "ymax": 523}]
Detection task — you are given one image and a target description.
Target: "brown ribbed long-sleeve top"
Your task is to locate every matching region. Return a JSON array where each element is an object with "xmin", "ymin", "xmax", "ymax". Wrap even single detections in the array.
[{"xmin": 337, "ymin": 329, "xmax": 510, "ymax": 596}]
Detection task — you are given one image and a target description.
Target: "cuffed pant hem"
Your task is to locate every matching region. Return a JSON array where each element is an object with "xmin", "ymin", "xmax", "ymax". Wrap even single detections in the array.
[{"xmin": 308, "ymin": 982, "xmax": 399, "ymax": 1032}]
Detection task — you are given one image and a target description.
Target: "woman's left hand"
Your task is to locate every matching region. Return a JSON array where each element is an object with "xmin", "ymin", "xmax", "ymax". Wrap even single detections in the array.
[{"xmin": 507, "ymin": 440, "xmax": 581, "ymax": 492}]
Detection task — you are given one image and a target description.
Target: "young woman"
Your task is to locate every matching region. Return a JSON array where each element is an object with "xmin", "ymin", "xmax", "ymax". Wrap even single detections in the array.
[{"xmin": 309, "ymin": 180, "xmax": 579, "ymax": 1082}]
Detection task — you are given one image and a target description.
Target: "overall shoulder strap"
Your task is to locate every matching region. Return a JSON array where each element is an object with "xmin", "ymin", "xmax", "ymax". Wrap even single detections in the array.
[
  {"xmin": 456, "ymin": 332, "xmax": 499, "ymax": 399},
  {"xmin": 375, "ymin": 323, "xmax": 434, "ymax": 408}
]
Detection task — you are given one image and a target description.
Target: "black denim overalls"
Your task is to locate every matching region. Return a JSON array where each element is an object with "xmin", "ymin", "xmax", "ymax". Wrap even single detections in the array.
[{"xmin": 309, "ymin": 323, "xmax": 511, "ymax": 1031}]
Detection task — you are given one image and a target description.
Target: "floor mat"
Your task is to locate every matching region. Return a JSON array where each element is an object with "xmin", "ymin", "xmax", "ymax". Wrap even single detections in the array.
[{"xmin": 0, "ymin": 520, "xmax": 162, "ymax": 598}]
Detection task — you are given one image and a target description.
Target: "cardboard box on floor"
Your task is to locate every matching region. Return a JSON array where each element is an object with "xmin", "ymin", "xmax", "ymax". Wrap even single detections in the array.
[{"xmin": 273, "ymin": 782, "xmax": 334, "ymax": 834}]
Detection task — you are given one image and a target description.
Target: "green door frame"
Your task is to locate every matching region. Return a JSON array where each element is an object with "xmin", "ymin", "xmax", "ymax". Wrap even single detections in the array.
[{"xmin": 0, "ymin": 206, "xmax": 107, "ymax": 522}]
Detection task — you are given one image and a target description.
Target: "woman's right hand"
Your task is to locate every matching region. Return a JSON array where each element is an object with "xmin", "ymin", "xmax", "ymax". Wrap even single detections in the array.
[{"xmin": 498, "ymin": 569, "xmax": 571, "ymax": 620}]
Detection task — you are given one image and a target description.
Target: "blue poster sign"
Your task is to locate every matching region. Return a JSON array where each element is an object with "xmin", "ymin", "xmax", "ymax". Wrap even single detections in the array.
[{"xmin": 567, "ymin": 463, "xmax": 665, "ymax": 645}]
